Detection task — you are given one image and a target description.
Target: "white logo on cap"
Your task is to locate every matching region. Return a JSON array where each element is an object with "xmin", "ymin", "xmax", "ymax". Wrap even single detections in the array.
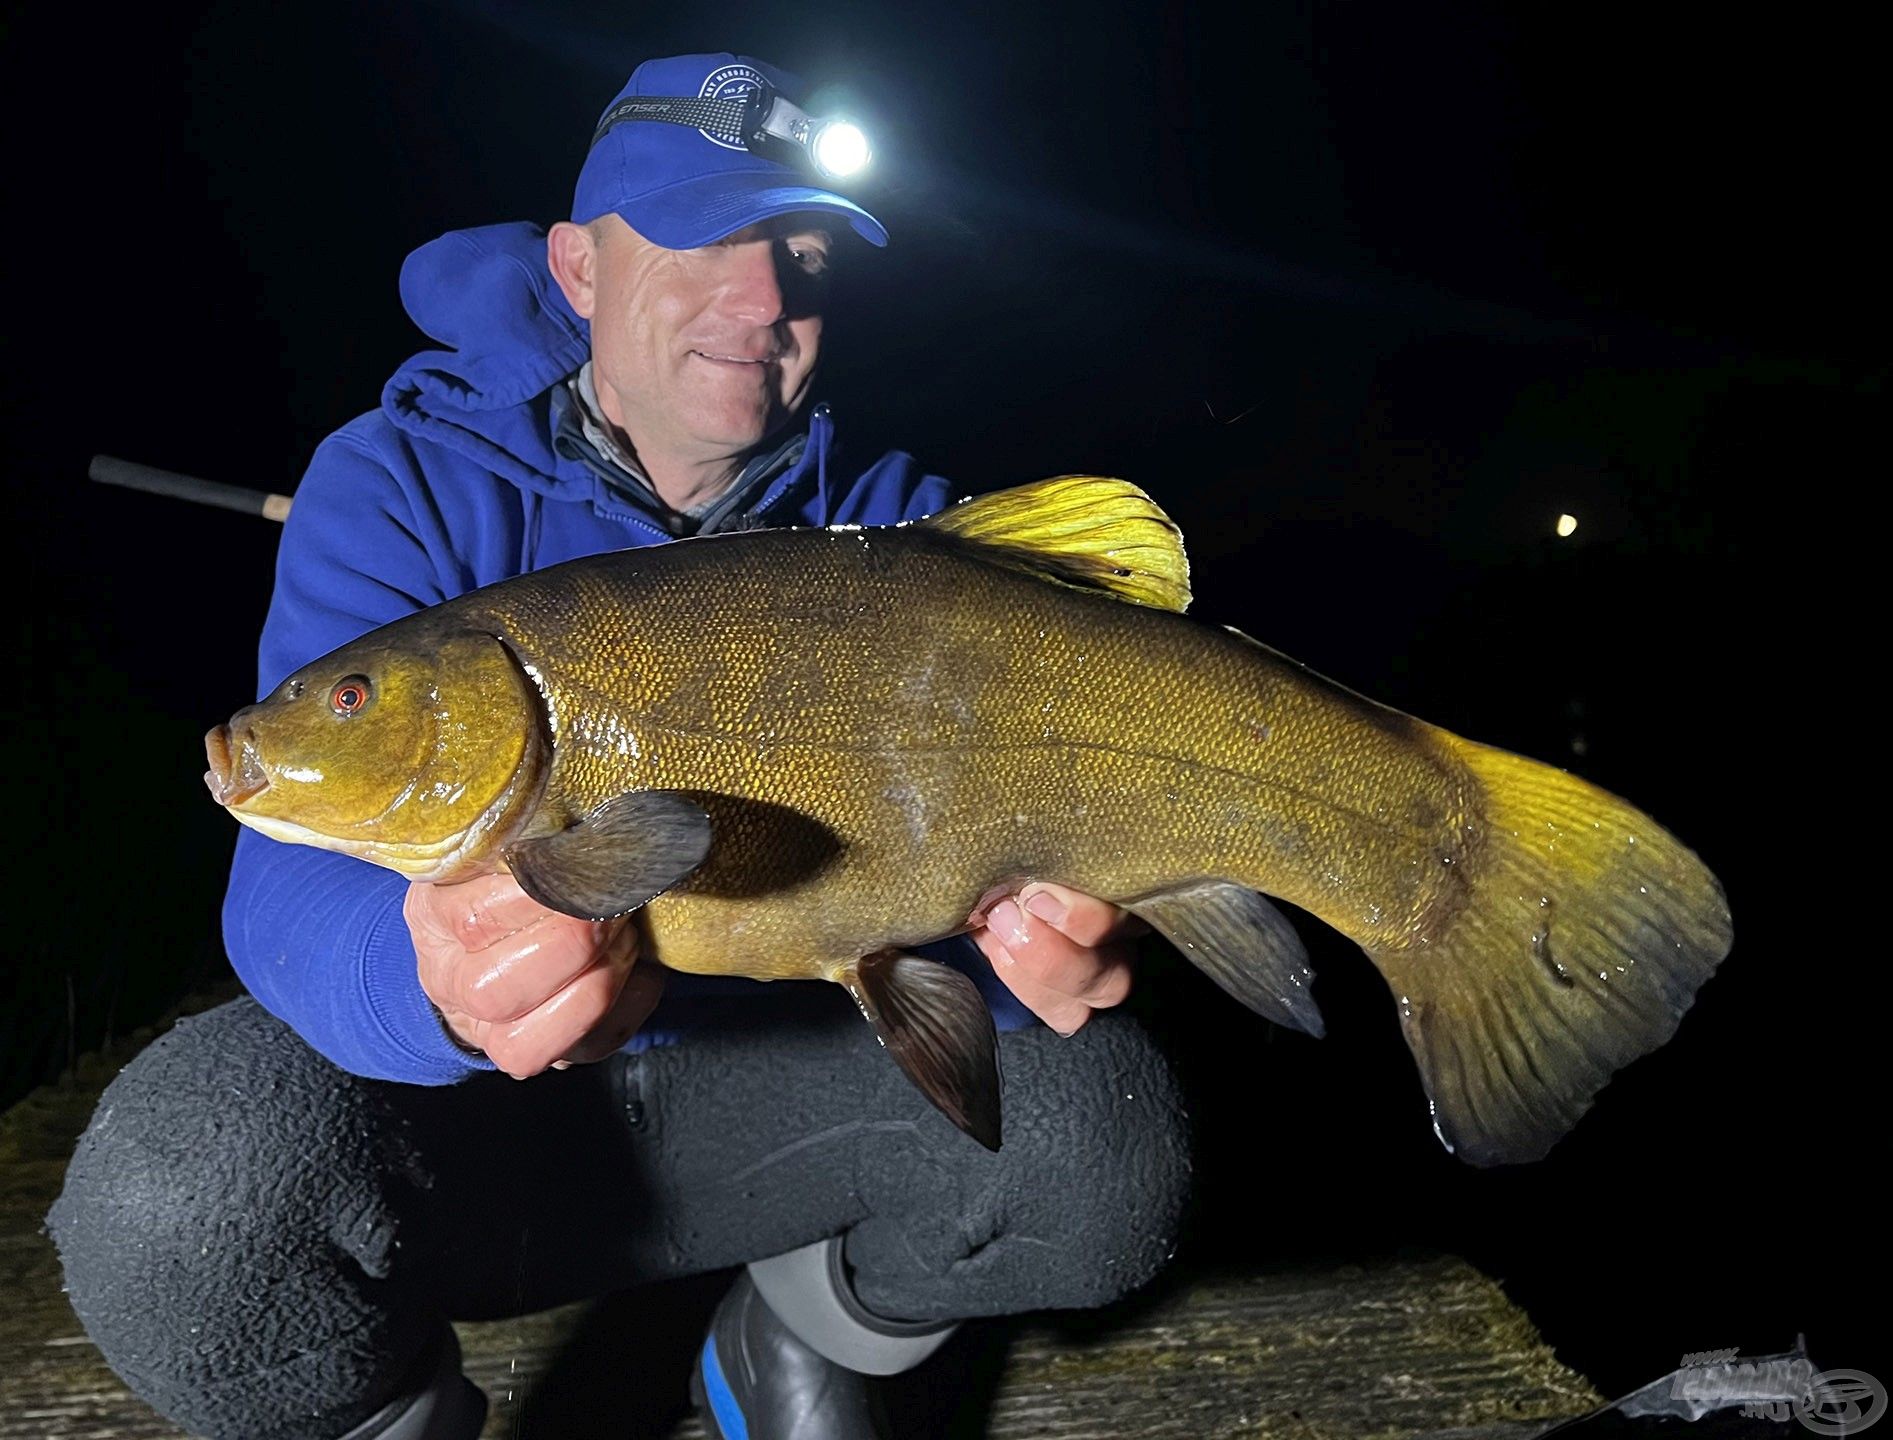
[{"xmin": 698, "ymin": 64, "xmax": 765, "ymax": 150}]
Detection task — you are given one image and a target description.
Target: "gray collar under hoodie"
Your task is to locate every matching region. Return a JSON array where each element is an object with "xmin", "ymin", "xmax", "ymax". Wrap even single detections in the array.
[{"xmin": 553, "ymin": 361, "xmax": 809, "ymax": 537}]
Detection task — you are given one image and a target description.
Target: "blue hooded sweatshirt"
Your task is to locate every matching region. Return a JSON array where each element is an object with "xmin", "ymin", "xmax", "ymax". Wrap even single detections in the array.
[{"xmin": 223, "ymin": 222, "xmax": 1032, "ymax": 1084}]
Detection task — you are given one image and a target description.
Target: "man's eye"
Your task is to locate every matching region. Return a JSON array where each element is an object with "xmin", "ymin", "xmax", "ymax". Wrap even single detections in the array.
[{"xmin": 785, "ymin": 243, "xmax": 831, "ymax": 278}]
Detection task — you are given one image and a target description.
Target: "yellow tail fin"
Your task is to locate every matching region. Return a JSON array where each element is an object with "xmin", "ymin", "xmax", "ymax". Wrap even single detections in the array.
[{"xmin": 1366, "ymin": 734, "xmax": 1733, "ymax": 1165}]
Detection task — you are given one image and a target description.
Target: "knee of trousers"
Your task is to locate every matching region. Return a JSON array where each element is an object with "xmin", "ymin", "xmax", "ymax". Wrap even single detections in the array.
[
  {"xmin": 46, "ymin": 998, "xmax": 438, "ymax": 1440},
  {"xmin": 847, "ymin": 1013, "xmax": 1194, "ymax": 1319}
]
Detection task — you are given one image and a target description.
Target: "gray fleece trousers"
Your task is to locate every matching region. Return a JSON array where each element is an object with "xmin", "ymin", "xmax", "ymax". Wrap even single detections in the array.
[{"xmin": 47, "ymin": 995, "xmax": 1191, "ymax": 1439}]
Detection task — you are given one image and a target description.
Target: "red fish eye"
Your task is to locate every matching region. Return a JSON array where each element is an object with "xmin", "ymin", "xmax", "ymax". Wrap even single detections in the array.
[{"xmin": 329, "ymin": 676, "xmax": 372, "ymax": 716}]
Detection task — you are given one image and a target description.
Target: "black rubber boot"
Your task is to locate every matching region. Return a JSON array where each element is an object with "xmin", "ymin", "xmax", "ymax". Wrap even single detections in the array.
[
  {"xmin": 692, "ymin": 1269, "xmax": 887, "ymax": 1439},
  {"xmin": 692, "ymin": 1236, "xmax": 960, "ymax": 1437},
  {"xmin": 338, "ymin": 1324, "xmax": 492, "ymax": 1438},
  {"xmin": 334, "ymin": 1328, "xmax": 487, "ymax": 1440}
]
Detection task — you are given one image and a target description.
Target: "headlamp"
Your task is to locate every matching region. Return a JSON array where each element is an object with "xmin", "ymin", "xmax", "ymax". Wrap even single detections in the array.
[{"xmin": 590, "ymin": 80, "xmax": 872, "ymax": 181}]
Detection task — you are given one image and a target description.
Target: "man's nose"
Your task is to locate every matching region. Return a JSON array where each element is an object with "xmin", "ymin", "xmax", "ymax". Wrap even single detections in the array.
[{"xmin": 720, "ymin": 241, "xmax": 787, "ymax": 325}]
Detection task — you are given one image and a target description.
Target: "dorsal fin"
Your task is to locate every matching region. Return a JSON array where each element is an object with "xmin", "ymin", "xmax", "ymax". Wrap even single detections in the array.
[{"xmin": 919, "ymin": 476, "xmax": 1192, "ymax": 613}]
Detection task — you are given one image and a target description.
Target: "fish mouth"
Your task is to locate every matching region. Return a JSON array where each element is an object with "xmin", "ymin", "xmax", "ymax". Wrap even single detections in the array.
[{"xmin": 204, "ymin": 722, "xmax": 270, "ymax": 808}]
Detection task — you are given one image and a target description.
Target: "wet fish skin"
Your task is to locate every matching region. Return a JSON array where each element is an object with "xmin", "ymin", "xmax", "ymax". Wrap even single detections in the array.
[{"xmin": 207, "ymin": 477, "xmax": 1732, "ymax": 1162}]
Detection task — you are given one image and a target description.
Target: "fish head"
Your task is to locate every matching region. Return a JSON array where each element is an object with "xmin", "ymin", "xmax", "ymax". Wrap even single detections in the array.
[{"xmin": 205, "ymin": 628, "xmax": 547, "ymax": 881}]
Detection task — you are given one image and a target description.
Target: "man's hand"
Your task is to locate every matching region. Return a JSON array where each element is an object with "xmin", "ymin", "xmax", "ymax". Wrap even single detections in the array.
[
  {"xmin": 405, "ymin": 873, "xmax": 664, "ymax": 1078},
  {"xmin": 968, "ymin": 883, "xmax": 1141, "ymax": 1036}
]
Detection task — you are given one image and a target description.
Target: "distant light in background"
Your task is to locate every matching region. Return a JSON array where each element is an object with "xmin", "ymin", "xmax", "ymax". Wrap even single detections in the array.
[{"xmin": 1556, "ymin": 513, "xmax": 1578, "ymax": 538}]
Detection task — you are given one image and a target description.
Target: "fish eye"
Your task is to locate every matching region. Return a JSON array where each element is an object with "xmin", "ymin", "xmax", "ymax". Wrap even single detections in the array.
[{"xmin": 329, "ymin": 675, "xmax": 373, "ymax": 717}]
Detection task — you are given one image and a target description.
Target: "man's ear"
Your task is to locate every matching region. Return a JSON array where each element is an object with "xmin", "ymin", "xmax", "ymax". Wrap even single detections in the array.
[{"xmin": 547, "ymin": 221, "xmax": 597, "ymax": 319}]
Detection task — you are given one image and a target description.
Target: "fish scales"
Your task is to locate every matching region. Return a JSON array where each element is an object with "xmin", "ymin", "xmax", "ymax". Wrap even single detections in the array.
[
  {"xmin": 452, "ymin": 525, "xmax": 1474, "ymax": 982},
  {"xmin": 206, "ymin": 476, "xmax": 1730, "ymax": 1164}
]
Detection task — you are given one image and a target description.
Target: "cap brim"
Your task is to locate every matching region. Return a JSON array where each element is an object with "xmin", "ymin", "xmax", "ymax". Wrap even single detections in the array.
[{"xmin": 610, "ymin": 169, "xmax": 887, "ymax": 249}]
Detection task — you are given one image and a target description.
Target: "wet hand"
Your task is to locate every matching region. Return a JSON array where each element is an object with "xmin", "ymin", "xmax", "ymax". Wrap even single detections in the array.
[
  {"xmin": 969, "ymin": 883, "xmax": 1141, "ymax": 1036},
  {"xmin": 405, "ymin": 872, "xmax": 664, "ymax": 1078}
]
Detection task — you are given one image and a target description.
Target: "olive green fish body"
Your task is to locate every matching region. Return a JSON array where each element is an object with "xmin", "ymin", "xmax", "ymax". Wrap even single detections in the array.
[
  {"xmin": 210, "ymin": 478, "xmax": 1731, "ymax": 1164},
  {"xmin": 452, "ymin": 529, "xmax": 1463, "ymax": 982}
]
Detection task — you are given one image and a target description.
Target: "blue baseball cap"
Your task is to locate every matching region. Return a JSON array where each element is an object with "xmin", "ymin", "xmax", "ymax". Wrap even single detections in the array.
[{"xmin": 572, "ymin": 53, "xmax": 888, "ymax": 250}]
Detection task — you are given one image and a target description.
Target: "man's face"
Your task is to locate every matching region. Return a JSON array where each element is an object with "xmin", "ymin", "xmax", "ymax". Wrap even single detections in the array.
[{"xmin": 572, "ymin": 212, "xmax": 833, "ymax": 466}]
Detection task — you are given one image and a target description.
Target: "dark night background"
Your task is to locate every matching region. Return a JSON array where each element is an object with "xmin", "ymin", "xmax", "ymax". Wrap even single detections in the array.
[{"xmin": 5, "ymin": 0, "xmax": 1881, "ymax": 1423}]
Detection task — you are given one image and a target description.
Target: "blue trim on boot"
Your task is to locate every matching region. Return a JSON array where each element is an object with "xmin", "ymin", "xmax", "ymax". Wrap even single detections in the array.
[{"xmin": 700, "ymin": 1333, "xmax": 750, "ymax": 1440}]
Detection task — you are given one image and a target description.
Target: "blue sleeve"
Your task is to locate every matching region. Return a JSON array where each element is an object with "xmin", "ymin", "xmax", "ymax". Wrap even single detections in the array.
[
  {"xmin": 823, "ymin": 448, "xmax": 956, "ymax": 526},
  {"xmin": 901, "ymin": 471, "xmax": 956, "ymax": 521},
  {"xmin": 222, "ymin": 432, "xmax": 490, "ymax": 1084}
]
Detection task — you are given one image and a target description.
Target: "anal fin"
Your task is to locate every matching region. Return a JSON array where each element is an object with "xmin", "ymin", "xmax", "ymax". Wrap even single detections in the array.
[
  {"xmin": 842, "ymin": 951, "xmax": 1003, "ymax": 1151},
  {"xmin": 1128, "ymin": 881, "xmax": 1324, "ymax": 1037}
]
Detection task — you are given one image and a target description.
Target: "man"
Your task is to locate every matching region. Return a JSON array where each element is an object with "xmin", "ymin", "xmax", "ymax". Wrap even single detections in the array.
[{"xmin": 50, "ymin": 54, "xmax": 1191, "ymax": 1440}]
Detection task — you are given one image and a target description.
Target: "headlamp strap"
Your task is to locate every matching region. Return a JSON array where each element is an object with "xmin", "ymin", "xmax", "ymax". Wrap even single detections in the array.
[{"xmin": 590, "ymin": 88, "xmax": 772, "ymax": 149}]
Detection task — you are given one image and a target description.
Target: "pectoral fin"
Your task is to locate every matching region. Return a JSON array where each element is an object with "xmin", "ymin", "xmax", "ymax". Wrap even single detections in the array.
[
  {"xmin": 1128, "ymin": 881, "xmax": 1324, "ymax": 1037},
  {"xmin": 841, "ymin": 951, "xmax": 1003, "ymax": 1151},
  {"xmin": 502, "ymin": 790, "xmax": 713, "ymax": 921}
]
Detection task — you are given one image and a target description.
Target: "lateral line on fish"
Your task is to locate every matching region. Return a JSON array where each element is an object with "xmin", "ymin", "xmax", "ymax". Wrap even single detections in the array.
[
  {"xmin": 209, "ymin": 475, "xmax": 1731, "ymax": 1166},
  {"xmin": 584, "ymin": 721, "xmax": 1469, "ymax": 851}
]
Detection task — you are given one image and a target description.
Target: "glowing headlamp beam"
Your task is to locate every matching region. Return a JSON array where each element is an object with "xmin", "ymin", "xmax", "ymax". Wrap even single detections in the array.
[{"xmin": 755, "ymin": 95, "xmax": 870, "ymax": 179}]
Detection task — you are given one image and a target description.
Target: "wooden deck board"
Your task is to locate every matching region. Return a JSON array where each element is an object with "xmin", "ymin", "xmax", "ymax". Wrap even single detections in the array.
[{"xmin": 2, "ymin": 1008, "xmax": 1600, "ymax": 1439}]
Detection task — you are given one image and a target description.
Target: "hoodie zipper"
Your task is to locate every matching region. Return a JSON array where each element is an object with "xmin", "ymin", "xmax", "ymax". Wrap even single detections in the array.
[
  {"xmin": 592, "ymin": 405, "xmax": 835, "ymax": 538},
  {"xmin": 750, "ymin": 404, "xmax": 834, "ymax": 525},
  {"xmin": 552, "ymin": 366, "xmax": 836, "ymax": 538}
]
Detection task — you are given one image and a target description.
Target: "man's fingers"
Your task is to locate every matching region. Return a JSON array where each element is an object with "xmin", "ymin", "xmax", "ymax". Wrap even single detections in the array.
[
  {"xmin": 973, "ymin": 884, "xmax": 1144, "ymax": 1033},
  {"xmin": 418, "ymin": 913, "xmax": 628, "ymax": 1024},
  {"xmin": 410, "ymin": 872, "xmax": 655, "ymax": 1074},
  {"xmin": 560, "ymin": 964, "xmax": 666, "ymax": 1065},
  {"xmin": 406, "ymin": 871, "xmax": 570, "ymax": 955},
  {"xmin": 971, "ymin": 917, "xmax": 1135, "ymax": 1036},
  {"xmin": 1015, "ymin": 883, "xmax": 1148, "ymax": 947},
  {"xmin": 974, "ymin": 934, "xmax": 1134, "ymax": 1036},
  {"xmin": 983, "ymin": 898, "xmax": 1139, "ymax": 1005},
  {"xmin": 476, "ymin": 948, "xmax": 641, "ymax": 1079},
  {"xmin": 1004, "ymin": 947, "xmax": 1133, "ymax": 1019}
]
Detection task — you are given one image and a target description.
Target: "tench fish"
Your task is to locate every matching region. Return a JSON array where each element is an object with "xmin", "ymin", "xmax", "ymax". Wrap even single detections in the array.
[{"xmin": 205, "ymin": 477, "xmax": 1732, "ymax": 1163}]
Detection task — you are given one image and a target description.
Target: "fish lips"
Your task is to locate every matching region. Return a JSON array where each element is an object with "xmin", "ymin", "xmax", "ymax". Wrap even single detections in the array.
[{"xmin": 204, "ymin": 721, "xmax": 270, "ymax": 808}]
